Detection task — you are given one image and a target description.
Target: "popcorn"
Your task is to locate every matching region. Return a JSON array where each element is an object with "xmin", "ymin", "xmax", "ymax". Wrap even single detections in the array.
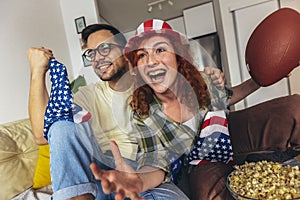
[{"xmin": 227, "ymin": 161, "xmax": 300, "ymax": 199}]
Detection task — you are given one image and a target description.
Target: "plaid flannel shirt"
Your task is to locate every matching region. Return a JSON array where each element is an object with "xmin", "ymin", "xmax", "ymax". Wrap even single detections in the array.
[
  {"xmin": 133, "ymin": 98, "xmax": 201, "ymax": 182},
  {"xmin": 132, "ymin": 72, "xmax": 232, "ymax": 182}
]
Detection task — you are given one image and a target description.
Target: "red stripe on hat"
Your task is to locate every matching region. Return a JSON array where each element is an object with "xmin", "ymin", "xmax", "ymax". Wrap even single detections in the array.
[
  {"xmin": 162, "ymin": 22, "xmax": 172, "ymax": 30},
  {"xmin": 144, "ymin": 19, "xmax": 154, "ymax": 32}
]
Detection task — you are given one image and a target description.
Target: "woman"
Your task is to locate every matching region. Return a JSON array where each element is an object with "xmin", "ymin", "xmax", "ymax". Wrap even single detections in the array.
[
  {"xmin": 124, "ymin": 19, "xmax": 235, "ymax": 199},
  {"xmin": 124, "ymin": 19, "xmax": 300, "ymax": 200}
]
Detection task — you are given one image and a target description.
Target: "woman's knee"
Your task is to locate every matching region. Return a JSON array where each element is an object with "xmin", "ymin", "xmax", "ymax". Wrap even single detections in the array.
[{"xmin": 188, "ymin": 162, "xmax": 234, "ymax": 200}]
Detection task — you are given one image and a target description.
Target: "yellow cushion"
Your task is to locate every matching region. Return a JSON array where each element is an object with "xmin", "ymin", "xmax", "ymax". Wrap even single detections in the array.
[
  {"xmin": 32, "ymin": 144, "xmax": 51, "ymax": 188},
  {"xmin": 0, "ymin": 119, "xmax": 39, "ymax": 200}
]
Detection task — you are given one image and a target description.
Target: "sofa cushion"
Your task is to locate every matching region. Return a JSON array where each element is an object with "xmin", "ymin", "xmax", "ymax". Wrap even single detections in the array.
[
  {"xmin": 0, "ymin": 119, "xmax": 39, "ymax": 200},
  {"xmin": 32, "ymin": 144, "xmax": 51, "ymax": 189}
]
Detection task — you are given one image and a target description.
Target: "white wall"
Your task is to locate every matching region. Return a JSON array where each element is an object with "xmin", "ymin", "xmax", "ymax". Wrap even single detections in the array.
[
  {"xmin": 59, "ymin": 0, "xmax": 100, "ymax": 84},
  {"xmin": 0, "ymin": 0, "xmax": 71, "ymax": 124},
  {"xmin": 0, "ymin": 0, "xmax": 101, "ymax": 124}
]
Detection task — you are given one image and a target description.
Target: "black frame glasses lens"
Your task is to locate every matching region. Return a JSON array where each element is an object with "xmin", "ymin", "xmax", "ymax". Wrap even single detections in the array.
[
  {"xmin": 83, "ymin": 49, "xmax": 94, "ymax": 62},
  {"xmin": 83, "ymin": 43, "xmax": 122, "ymax": 61}
]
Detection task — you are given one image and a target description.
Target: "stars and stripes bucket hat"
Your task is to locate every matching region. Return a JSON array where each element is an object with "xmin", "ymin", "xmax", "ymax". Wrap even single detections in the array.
[{"xmin": 124, "ymin": 19, "xmax": 188, "ymax": 56}]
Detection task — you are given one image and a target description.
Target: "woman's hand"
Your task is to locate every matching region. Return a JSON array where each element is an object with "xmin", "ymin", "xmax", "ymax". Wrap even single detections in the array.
[{"xmin": 90, "ymin": 141, "xmax": 145, "ymax": 200}]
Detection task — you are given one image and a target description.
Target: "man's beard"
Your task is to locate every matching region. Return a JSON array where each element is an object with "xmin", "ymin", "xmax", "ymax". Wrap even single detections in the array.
[{"xmin": 99, "ymin": 65, "xmax": 127, "ymax": 82}]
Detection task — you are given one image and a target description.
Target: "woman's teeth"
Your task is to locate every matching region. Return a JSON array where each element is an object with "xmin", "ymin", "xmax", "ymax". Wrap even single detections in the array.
[{"xmin": 148, "ymin": 70, "xmax": 166, "ymax": 80}]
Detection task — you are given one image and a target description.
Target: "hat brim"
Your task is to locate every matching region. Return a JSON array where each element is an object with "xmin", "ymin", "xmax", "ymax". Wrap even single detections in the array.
[{"xmin": 124, "ymin": 29, "xmax": 188, "ymax": 56}]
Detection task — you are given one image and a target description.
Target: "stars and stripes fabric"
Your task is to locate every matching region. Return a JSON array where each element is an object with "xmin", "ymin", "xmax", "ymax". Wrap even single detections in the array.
[
  {"xmin": 43, "ymin": 58, "xmax": 91, "ymax": 140},
  {"xmin": 187, "ymin": 110, "xmax": 234, "ymax": 165},
  {"xmin": 169, "ymin": 153, "xmax": 183, "ymax": 184},
  {"xmin": 72, "ymin": 103, "xmax": 92, "ymax": 124}
]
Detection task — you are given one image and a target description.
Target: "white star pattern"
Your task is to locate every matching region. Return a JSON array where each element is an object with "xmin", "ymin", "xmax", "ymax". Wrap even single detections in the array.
[
  {"xmin": 43, "ymin": 59, "xmax": 91, "ymax": 140},
  {"xmin": 43, "ymin": 59, "xmax": 74, "ymax": 140},
  {"xmin": 169, "ymin": 153, "xmax": 183, "ymax": 184}
]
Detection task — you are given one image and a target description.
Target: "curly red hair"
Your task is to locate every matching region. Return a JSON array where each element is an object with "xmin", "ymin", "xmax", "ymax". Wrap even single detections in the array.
[{"xmin": 126, "ymin": 34, "xmax": 210, "ymax": 117}]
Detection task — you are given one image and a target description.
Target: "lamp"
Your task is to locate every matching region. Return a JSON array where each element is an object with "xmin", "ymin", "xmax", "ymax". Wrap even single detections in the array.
[
  {"xmin": 147, "ymin": 0, "xmax": 174, "ymax": 13},
  {"xmin": 158, "ymin": 3, "xmax": 162, "ymax": 10},
  {"xmin": 168, "ymin": 0, "xmax": 173, "ymax": 6}
]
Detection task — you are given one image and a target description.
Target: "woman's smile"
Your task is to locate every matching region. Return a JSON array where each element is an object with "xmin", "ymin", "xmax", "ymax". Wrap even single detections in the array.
[{"xmin": 147, "ymin": 69, "xmax": 167, "ymax": 82}]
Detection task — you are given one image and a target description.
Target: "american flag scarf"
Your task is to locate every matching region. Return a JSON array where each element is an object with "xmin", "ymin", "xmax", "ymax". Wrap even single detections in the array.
[{"xmin": 187, "ymin": 110, "xmax": 234, "ymax": 165}]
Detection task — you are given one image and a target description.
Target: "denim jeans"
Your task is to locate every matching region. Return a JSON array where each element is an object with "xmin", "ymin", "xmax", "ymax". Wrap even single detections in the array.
[{"xmin": 48, "ymin": 120, "xmax": 189, "ymax": 200}]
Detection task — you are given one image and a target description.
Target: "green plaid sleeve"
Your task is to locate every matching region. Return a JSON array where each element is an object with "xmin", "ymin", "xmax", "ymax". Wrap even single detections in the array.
[{"xmin": 133, "ymin": 107, "xmax": 196, "ymax": 182}]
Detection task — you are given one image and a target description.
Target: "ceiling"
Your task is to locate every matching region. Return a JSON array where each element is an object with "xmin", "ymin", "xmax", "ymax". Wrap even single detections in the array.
[{"xmin": 96, "ymin": 0, "xmax": 211, "ymax": 33}]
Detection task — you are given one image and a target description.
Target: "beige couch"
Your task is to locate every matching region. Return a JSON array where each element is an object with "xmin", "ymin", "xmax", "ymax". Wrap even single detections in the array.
[{"xmin": 0, "ymin": 119, "xmax": 39, "ymax": 200}]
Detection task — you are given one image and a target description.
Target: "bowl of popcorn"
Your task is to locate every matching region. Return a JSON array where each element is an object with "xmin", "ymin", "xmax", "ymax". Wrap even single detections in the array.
[{"xmin": 226, "ymin": 161, "xmax": 300, "ymax": 200}]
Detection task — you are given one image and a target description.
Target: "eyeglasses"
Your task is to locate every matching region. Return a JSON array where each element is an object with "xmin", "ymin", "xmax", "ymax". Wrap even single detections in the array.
[{"xmin": 82, "ymin": 43, "xmax": 122, "ymax": 62}]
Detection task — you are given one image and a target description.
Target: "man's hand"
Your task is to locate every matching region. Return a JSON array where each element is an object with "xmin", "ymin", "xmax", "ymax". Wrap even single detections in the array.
[
  {"xmin": 27, "ymin": 47, "xmax": 54, "ymax": 75},
  {"xmin": 90, "ymin": 141, "xmax": 146, "ymax": 200},
  {"xmin": 204, "ymin": 67, "xmax": 225, "ymax": 89}
]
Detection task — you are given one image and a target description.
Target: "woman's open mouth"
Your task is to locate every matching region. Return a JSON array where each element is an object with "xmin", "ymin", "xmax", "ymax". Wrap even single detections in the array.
[{"xmin": 148, "ymin": 69, "xmax": 166, "ymax": 82}]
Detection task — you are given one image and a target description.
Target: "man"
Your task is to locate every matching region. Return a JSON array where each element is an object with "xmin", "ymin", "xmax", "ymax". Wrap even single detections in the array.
[{"xmin": 27, "ymin": 24, "xmax": 191, "ymax": 200}]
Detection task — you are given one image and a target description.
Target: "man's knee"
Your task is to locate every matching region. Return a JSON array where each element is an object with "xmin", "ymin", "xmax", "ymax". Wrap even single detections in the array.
[{"xmin": 48, "ymin": 120, "xmax": 76, "ymax": 141}]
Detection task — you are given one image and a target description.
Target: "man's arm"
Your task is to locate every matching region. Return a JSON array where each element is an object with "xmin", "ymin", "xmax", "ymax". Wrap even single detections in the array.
[
  {"xmin": 27, "ymin": 47, "xmax": 53, "ymax": 145},
  {"xmin": 203, "ymin": 67, "xmax": 261, "ymax": 107},
  {"xmin": 229, "ymin": 78, "xmax": 260, "ymax": 106}
]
